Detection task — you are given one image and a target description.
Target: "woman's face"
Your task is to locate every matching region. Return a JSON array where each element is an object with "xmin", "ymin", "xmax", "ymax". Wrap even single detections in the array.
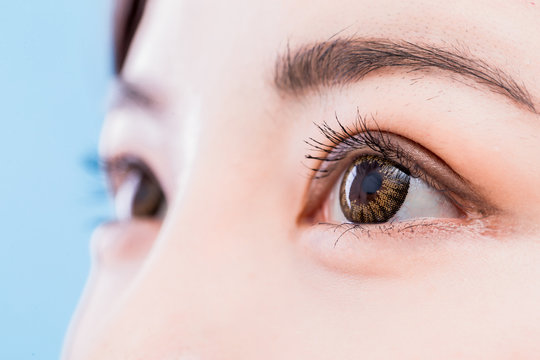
[{"xmin": 63, "ymin": 0, "xmax": 540, "ymax": 358}]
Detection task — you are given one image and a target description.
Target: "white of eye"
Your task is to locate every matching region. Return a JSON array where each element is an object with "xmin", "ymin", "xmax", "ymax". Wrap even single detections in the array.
[
  {"xmin": 330, "ymin": 176, "xmax": 460, "ymax": 224},
  {"xmin": 391, "ymin": 178, "xmax": 460, "ymax": 221},
  {"xmin": 114, "ymin": 170, "xmax": 142, "ymax": 221}
]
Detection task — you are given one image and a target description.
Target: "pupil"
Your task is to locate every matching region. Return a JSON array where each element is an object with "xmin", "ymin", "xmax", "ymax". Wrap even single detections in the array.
[
  {"xmin": 361, "ymin": 171, "xmax": 382, "ymax": 194},
  {"xmin": 348, "ymin": 163, "xmax": 382, "ymax": 204}
]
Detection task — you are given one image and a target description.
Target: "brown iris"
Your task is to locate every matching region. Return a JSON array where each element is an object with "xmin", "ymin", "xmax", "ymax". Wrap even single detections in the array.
[
  {"xmin": 130, "ymin": 169, "xmax": 165, "ymax": 218},
  {"xmin": 340, "ymin": 155, "xmax": 410, "ymax": 223}
]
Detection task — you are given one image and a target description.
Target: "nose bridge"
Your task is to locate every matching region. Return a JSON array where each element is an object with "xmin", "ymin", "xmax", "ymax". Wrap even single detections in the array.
[
  {"xmin": 162, "ymin": 130, "xmax": 280, "ymax": 250},
  {"xmin": 136, "ymin": 119, "xmax": 282, "ymax": 279},
  {"xmin": 161, "ymin": 83, "xmax": 291, "ymax": 244},
  {"xmin": 86, "ymin": 51, "xmax": 306, "ymax": 354}
]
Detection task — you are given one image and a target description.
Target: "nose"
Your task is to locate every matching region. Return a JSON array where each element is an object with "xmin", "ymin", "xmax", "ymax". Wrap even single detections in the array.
[{"xmin": 62, "ymin": 220, "xmax": 160, "ymax": 359}]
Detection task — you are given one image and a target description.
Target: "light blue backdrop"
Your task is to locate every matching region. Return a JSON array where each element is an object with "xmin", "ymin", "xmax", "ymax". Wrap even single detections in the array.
[{"xmin": 0, "ymin": 1, "xmax": 112, "ymax": 358}]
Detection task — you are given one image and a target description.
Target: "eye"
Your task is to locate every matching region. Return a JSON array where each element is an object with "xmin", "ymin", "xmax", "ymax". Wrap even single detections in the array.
[
  {"xmin": 329, "ymin": 155, "xmax": 461, "ymax": 224},
  {"xmin": 302, "ymin": 116, "xmax": 490, "ymax": 226},
  {"xmin": 105, "ymin": 157, "xmax": 167, "ymax": 220}
]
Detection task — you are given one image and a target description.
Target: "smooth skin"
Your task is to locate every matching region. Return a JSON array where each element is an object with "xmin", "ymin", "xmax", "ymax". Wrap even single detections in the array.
[{"xmin": 63, "ymin": 0, "xmax": 540, "ymax": 358}]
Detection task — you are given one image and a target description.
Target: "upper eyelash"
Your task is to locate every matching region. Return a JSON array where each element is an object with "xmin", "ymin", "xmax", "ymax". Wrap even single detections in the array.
[
  {"xmin": 100, "ymin": 156, "xmax": 149, "ymax": 178},
  {"xmin": 305, "ymin": 111, "xmax": 410, "ymax": 179},
  {"xmin": 98, "ymin": 156, "xmax": 142, "ymax": 195}
]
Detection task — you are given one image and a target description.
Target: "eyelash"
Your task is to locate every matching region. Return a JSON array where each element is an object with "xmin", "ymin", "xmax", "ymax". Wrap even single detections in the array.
[
  {"xmin": 306, "ymin": 113, "xmax": 391, "ymax": 165},
  {"xmin": 317, "ymin": 219, "xmax": 465, "ymax": 248},
  {"xmin": 306, "ymin": 112, "xmax": 436, "ymax": 188}
]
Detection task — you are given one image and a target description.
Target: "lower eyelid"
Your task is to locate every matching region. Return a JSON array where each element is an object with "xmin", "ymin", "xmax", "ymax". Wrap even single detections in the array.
[{"xmin": 299, "ymin": 218, "xmax": 497, "ymax": 277}]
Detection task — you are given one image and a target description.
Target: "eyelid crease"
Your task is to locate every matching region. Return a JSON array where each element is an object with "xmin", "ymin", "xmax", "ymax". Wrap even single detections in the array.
[{"xmin": 299, "ymin": 112, "xmax": 498, "ymax": 223}]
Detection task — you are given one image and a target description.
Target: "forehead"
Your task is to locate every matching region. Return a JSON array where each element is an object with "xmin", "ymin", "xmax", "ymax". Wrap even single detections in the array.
[{"xmin": 121, "ymin": 0, "xmax": 540, "ymax": 108}]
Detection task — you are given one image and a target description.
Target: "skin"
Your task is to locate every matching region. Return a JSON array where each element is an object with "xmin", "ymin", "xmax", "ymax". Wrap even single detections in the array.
[{"xmin": 63, "ymin": 0, "xmax": 540, "ymax": 358}]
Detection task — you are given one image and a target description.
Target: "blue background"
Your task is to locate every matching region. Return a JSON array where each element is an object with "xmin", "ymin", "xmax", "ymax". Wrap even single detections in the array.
[{"xmin": 0, "ymin": 1, "xmax": 112, "ymax": 358}]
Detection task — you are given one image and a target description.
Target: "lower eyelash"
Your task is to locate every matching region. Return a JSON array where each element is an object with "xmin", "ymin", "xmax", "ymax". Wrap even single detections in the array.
[
  {"xmin": 318, "ymin": 218, "xmax": 476, "ymax": 247},
  {"xmin": 317, "ymin": 220, "xmax": 430, "ymax": 247}
]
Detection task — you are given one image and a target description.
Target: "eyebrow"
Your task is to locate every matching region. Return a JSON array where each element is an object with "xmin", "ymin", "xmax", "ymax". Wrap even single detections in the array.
[{"xmin": 274, "ymin": 38, "xmax": 536, "ymax": 113}]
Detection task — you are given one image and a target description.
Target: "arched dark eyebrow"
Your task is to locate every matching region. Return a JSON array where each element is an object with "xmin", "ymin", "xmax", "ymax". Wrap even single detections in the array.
[
  {"xmin": 275, "ymin": 38, "xmax": 536, "ymax": 113},
  {"xmin": 114, "ymin": 0, "xmax": 147, "ymax": 74}
]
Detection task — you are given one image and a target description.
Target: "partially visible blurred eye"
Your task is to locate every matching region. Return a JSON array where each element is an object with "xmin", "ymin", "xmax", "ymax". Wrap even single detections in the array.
[
  {"xmin": 329, "ymin": 155, "xmax": 461, "ymax": 224},
  {"xmin": 105, "ymin": 157, "xmax": 166, "ymax": 220}
]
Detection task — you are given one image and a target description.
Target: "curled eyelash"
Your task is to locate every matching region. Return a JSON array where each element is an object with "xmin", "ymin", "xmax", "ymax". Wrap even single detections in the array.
[
  {"xmin": 305, "ymin": 110, "xmax": 456, "ymax": 200},
  {"xmin": 305, "ymin": 110, "xmax": 413, "ymax": 180}
]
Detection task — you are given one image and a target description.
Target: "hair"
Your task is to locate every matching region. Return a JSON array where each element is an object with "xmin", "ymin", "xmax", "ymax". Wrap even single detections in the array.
[{"xmin": 114, "ymin": 0, "xmax": 147, "ymax": 74}]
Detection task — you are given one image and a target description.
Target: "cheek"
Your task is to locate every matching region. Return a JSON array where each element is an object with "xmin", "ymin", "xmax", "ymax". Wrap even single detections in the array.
[{"xmin": 294, "ymin": 232, "xmax": 540, "ymax": 357}]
